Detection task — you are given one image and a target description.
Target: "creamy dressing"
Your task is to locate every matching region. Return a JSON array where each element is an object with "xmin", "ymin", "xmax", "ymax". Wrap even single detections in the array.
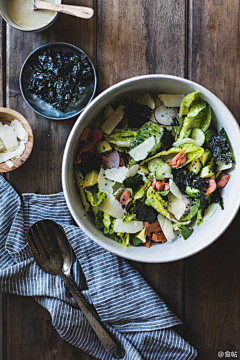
[{"xmin": 7, "ymin": 0, "xmax": 56, "ymax": 29}]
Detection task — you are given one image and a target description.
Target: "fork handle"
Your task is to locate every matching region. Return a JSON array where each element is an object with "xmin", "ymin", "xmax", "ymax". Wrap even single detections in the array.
[{"xmin": 61, "ymin": 274, "xmax": 125, "ymax": 359}]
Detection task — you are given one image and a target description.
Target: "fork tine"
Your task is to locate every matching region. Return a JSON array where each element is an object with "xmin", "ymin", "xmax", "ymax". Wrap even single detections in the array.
[
  {"xmin": 41, "ymin": 220, "xmax": 60, "ymax": 252},
  {"xmin": 27, "ymin": 231, "xmax": 41, "ymax": 258},
  {"xmin": 33, "ymin": 223, "xmax": 51, "ymax": 258},
  {"xmin": 39, "ymin": 221, "xmax": 52, "ymax": 249}
]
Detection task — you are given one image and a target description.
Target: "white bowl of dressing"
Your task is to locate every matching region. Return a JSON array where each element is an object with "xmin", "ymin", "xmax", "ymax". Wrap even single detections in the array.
[{"xmin": 0, "ymin": 0, "xmax": 60, "ymax": 32}]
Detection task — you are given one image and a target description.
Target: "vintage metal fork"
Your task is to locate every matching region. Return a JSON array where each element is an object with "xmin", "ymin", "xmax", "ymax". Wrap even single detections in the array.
[{"xmin": 27, "ymin": 219, "xmax": 125, "ymax": 359}]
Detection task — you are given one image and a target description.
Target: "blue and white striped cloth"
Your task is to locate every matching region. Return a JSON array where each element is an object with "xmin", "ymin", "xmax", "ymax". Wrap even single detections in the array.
[{"xmin": 0, "ymin": 176, "xmax": 197, "ymax": 360}]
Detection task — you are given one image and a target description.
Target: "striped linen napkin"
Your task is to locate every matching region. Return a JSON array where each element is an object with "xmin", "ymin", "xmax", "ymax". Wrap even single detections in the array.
[{"xmin": 0, "ymin": 176, "xmax": 197, "ymax": 360}]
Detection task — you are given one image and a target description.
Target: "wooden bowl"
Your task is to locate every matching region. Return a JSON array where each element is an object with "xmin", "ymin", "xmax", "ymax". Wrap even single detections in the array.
[{"xmin": 0, "ymin": 107, "xmax": 33, "ymax": 173}]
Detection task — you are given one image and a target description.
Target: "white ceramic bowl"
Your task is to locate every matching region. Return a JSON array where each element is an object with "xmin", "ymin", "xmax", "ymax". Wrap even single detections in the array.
[
  {"xmin": 0, "ymin": 0, "xmax": 60, "ymax": 32},
  {"xmin": 62, "ymin": 75, "xmax": 240, "ymax": 263}
]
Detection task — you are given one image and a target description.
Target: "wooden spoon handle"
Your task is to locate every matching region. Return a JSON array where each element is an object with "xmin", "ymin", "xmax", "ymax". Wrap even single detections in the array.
[{"xmin": 34, "ymin": 0, "xmax": 94, "ymax": 19}]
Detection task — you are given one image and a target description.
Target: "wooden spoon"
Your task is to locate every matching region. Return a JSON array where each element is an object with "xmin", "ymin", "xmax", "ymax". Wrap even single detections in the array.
[{"xmin": 33, "ymin": 0, "xmax": 94, "ymax": 19}]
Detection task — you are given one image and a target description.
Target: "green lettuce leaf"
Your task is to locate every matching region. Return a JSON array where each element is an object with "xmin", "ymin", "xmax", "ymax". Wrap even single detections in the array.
[
  {"xmin": 95, "ymin": 210, "xmax": 116, "ymax": 235},
  {"xmin": 180, "ymin": 198, "xmax": 200, "ymax": 222},
  {"xmin": 196, "ymin": 210, "xmax": 203, "ymax": 226},
  {"xmin": 179, "ymin": 103, "xmax": 212, "ymax": 139},
  {"xmin": 130, "ymin": 121, "xmax": 164, "ymax": 157},
  {"xmin": 179, "ymin": 102, "xmax": 206, "ymax": 139},
  {"xmin": 147, "ymin": 186, "xmax": 177, "ymax": 221},
  {"xmin": 159, "ymin": 190, "xmax": 170, "ymax": 196},
  {"xmin": 172, "ymin": 220, "xmax": 191, "ymax": 230},
  {"xmin": 117, "ymin": 232, "xmax": 130, "ymax": 247},
  {"xmin": 132, "ymin": 179, "xmax": 151, "ymax": 201},
  {"xmin": 121, "ymin": 213, "xmax": 136, "ymax": 222},
  {"xmin": 200, "ymin": 105, "xmax": 211, "ymax": 132},
  {"xmin": 103, "ymin": 213, "xmax": 115, "ymax": 234},
  {"xmin": 105, "ymin": 128, "xmax": 138, "ymax": 147},
  {"xmin": 74, "ymin": 167, "xmax": 90, "ymax": 212},
  {"xmin": 84, "ymin": 187, "xmax": 106, "ymax": 206},
  {"xmin": 141, "ymin": 144, "xmax": 204, "ymax": 167},
  {"xmin": 179, "ymin": 91, "xmax": 201, "ymax": 116}
]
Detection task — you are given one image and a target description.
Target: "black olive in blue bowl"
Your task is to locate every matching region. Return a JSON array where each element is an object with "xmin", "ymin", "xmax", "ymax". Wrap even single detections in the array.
[{"xmin": 19, "ymin": 42, "xmax": 97, "ymax": 120}]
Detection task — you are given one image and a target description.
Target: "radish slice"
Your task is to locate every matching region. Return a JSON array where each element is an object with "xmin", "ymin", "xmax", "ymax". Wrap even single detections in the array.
[
  {"xmin": 154, "ymin": 105, "xmax": 178, "ymax": 126},
  {"xmin": 103, "ymin": 151, "xmax": 120, "ymax": 169},
  {"xmin": 150, "ymin": 112, "xmax": 159, "ymax": 124}
]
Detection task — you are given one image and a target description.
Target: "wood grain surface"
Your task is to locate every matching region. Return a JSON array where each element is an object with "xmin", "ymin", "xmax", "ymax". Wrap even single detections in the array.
[
  {"xmin": 0, "ymin": 0, "xmax": 239, "ymax": 359},
  {"xmin": 184, "ymin": 0, "xmax": 240, "ymax": 358}
]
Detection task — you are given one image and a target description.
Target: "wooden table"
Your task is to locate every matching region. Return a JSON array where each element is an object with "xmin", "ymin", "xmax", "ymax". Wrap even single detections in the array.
[{"xmin": 0, "ymin": 1, "xmax": 239, "ymax": 359}]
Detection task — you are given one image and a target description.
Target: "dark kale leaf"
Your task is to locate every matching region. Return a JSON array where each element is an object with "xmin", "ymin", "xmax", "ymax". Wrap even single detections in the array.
[
  {"xmin": 121, "ymin": 152, "xmax": 130, "ymax": 166},
  {"xmin": 172, "ymin": 169, "xmax": 209, "ymax": 193},
  {"xmin": 123, "ymin": 174, "xmax": 144, "ymax": 192},
  {"xmin": 171, "ymin": 118, "xmax": 180, "ymax": 126},
  {"xmin": 199, "ymin": 192, "xmax": 209, "ymax": 216},
  {"xmin": 211, "ymin": 188, "xmax": 224, "ymax": 210},
  {"xmin": 207, "ymin": 128, "xmax": 234, "ymax": 164},
  {"xmin": 133, "ymin": 200, "xmax": 158, "ymax": 224},
  {"xmin": 161, "ymin": 128, "xmax": 175, "ymax": 150},
  {"xmin": 212, "ymin": 158, "xmax": 218, "ymax": 175},
  {"xmin": 76, "ymin": 152, "xmax": 102, "ymax": 175},
  {"xmin": 123, "ymin": 99, "xmax": 151, "ymax": 128},
  {"xmin": 28, "ymin": 50, "xmax": 94, "ymax": 111}
]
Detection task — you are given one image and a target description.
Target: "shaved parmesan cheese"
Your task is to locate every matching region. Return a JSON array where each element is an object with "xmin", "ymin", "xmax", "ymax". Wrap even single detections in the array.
[
  {"xmin": 101, "ymin": 105, "xmax": 124, "ymax": 135},
  {"xmin": 0, "ymin": 141, "xmax": 5, "ymax": 151},
  {"xmin": 105, "ymin": 165, "xmax": 139, "ymax": 183},
  {"xmin": 181, "ymin": 194, "xmax": 193, "ymax": 213},
  {"xmin": 0, "ymin": 142, "xmax": 25, "ymax": 163},
  {"xmin": 203, "ymin": 203, "xmax": 219, "ymax": 223},
  {"xmin": 0, "ymin": 122, "xmax": 18, "ymax": 152},
  {"xmin": 98, "ymin": 197, "xmax": 125, "ymax": 219},
  {"xmin": 126, "ymin": 164, "xmax": 139, "ymax": 178},
  {"xmin": 216, "ymin": 160, "xmax": 232, "ymax": 172},
  {"xmin": 158, "ymin": 214, "xmax": 176, "ymax": 242},
  {"xmin": 5, "ymin": 160, "xmax": 14, "ymax": 168},
  {"xmin": 0, "ymin": 120, "xmax": 28, "ymax": 165},
  {"xmin": 105, "ymin": 167, "xmax": 128, "ymax": 183},
  {"xmin": 169, "ymin": 179, "xmax": 183, "ymax": 199},
  {"xmin": 129, "ymin": 137, "xmax": 155, "ymax": 161},
  {"xmin": 173, "ymin": 138, "xmax": 201, "ymax": 147},
  {"xmin": 97, "ymin": 168, "xmax": 114, "ymax": 195},
  {"xmin": 137, "ymin": 93, "xmax": 155, "ymax": 110},
  {"xmin": 114, "ymin": 219, "xmax": 143, "ymax": 233},
  {"xmin": 158, "ymin": 94, "xmax": 185, "ymax": 107},
  {"xmin": 157, "ymin": 214, "xmax": 165, "ymax": 231},
  {"xmin": 10, "ymin": 119, "xmax": 28, "ymax": 141},
  {"xmin": 168, "ymin": 192, "xmax": 186, "ymax": 220}
]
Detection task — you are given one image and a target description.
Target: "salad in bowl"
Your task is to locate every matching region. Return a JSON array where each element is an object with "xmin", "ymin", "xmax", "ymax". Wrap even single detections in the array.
[{"xmin": 74, "ymin": 91, "xmax": 234, "ymax": 249}]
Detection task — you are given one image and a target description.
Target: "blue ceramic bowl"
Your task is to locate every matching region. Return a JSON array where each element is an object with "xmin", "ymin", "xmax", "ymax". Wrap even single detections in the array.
[{"xmin": 19, "ymin": 42, "xmax": 97, "ymax": 120}]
